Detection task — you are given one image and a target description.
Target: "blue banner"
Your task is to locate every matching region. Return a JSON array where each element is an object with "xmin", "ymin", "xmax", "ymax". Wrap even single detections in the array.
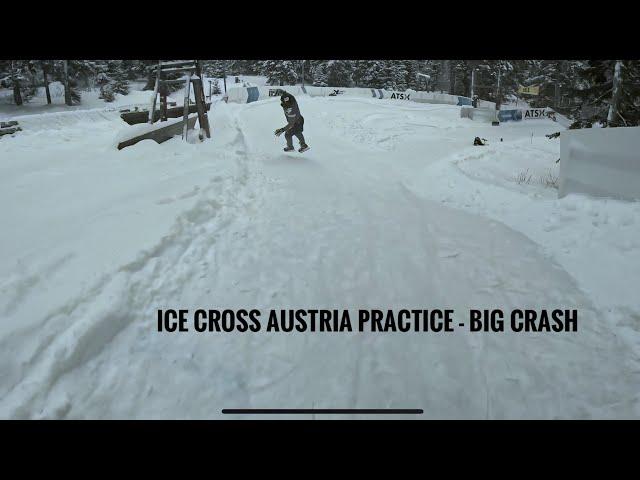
[
  {"xmin": 246, "ymin": 87, "xmax": 259, "ymax": 103},
  {"xmin": 498, "ymin": 109, "xmax": 523, "ymax": 122}
]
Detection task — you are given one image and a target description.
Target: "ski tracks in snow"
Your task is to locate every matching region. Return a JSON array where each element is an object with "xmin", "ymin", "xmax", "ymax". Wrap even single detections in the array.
[
  {"xmin": 0, "ymin": 112, "xmax": 266, "ymax": 418},
  {"xmin": 2, "ymin": 98, "xmax": 639, "ymax": 418}
]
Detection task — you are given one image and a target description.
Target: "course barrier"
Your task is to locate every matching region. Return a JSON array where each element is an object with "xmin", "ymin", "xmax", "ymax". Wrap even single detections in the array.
[
  {"xmin": 461, "ymin": 106, "xmax": 498, "ymax": 122},
  {"xmin": 497, "ymin": 109, "xmax": 523, "ymax": 122},
  {"xmin": 224, "ymin": 85, "xmax": 496, "ymax": 110},
  {"xmin": 497, "ymin": 108, "xmax": 557, "ymax": 123},
  {"xmin": 559, "ymin": 126, "xmax": 640, "ymax": 201}
]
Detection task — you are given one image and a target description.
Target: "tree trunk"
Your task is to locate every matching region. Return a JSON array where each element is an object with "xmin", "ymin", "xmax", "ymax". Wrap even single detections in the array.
[
  {"xmin": 63, "ymin": 60, "xmax": 73, "ymax": 106},
  {"xmin": 449, "ymin": 63, "xmax": 455, "ymax": 95},
  {"xmin": 439, "ymin": 60, "xmax": 450, "ymax": 94},
  {"xmin": 10, "ymin": 61, "xmax": 23, "ymax": 106},
  {"xmin": 13, "ymin": 83, "xmax": 23, "ymax": 106},
  {"xmin": 607, "ymin": 60, "xmax": 623, "ymax": 126},
  {"xmin": 461, "ymin": 71, "xmax": 470, "ymax": 97},
  {"xmin": 495, "ymin": 69, "xmax": 502, "ymax": 110},
  {"xmin": 143, "ymin": 71, "xmax": 156, "ymax": 91},
  {"xmin": 42, "ymin": 63, "xmax": 52, "ymax": 104}
]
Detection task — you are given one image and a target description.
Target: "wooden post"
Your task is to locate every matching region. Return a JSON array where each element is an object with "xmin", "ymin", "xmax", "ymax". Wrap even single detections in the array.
[
  {"xmin": 192, "ymin": 78, "xmax": 211, "ymax": 138},
  {"xmin": 160, "ymin": 87, "xmax": 168, "ymax": 122},
  {"xmin": 149, "ymin": 61, "xmax": 161, "ymax": 124},
  {"xmin": 182, "ymin": 73, "xmax": 192, "ymax": 140},
  {"xmin": 470, "ymin": 68, "xmax": 475, "ymax": 100}
]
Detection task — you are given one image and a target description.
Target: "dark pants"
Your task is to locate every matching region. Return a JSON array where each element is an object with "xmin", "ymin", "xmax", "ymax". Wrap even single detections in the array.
[{"xmin": 285, "ymin": 118, "xmax": 306, "ymax": 148}]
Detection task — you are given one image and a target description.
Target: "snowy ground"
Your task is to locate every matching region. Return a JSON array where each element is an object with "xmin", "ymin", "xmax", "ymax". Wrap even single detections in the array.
[{"xmin": 1, "ymin": 93, "xmax": 639, "ymax": 419}]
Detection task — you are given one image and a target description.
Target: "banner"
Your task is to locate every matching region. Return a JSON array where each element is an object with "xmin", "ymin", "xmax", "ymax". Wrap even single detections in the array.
[
  {"xmin": 518, "ymin": 85, "xmax": 540, "ymax": 95},
  {"xmin": 522, "ymin": 108, "xmax": 554, "ymax": 120}
]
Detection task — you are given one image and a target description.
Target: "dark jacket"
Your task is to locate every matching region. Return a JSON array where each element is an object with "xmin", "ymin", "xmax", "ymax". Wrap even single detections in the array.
[{"xmin": 281, "ymin": 94, "xmax": 304, "ymax": 130}]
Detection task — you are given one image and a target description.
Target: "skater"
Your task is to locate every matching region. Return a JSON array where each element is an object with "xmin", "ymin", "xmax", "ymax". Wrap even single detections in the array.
[{"xmin": 275, "ymin": 92, "xmax": 310, "ymax": 153}]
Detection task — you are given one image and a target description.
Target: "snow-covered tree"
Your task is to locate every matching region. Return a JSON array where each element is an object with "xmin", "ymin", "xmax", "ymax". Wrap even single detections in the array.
[
  {"xmin": 260, "ymin": 60, "xmax": 298, "ymax": 86},
  {"xmin": 571, "ymin": 60, "xmax": 640, "ymax": 126},
  {"xmin": 93, "ymin": 60, "xmax": 130, "ymax": 102},
  {"xmin": 324, "ymin": 60, "xmax": 353, "ymax": 87},
  {"xmin": 0, "ymin": 60, "xmax": 38, "ymax": 105},
  {"xmin": 310, "ymin": 60, "xmax": 329, "ymax": 86}
]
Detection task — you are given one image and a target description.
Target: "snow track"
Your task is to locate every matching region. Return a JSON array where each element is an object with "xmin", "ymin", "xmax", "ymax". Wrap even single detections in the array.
[
  {"xmin": 10, "ymin": 109, "xmax": 122, "ymax": 132},
  {"xmin": 1, "ymin": 97, "xmax": 639, "ymax": 418}
]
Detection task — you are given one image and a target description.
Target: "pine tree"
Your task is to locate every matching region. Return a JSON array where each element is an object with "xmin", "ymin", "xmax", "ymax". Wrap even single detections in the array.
[
  {"xmin": 385, "ymin": 61, "xmax": 409, "ymax": 90},
  {"xmin": 352, "ymin": 60, "xmax": 375, "ymax": 87},
  {"xmin": 310, "ymin": 60, "xmax": 329, "ymax": 86},
  {"xmin": 202, "ymin": 60, "xmax": 229, "ymax": 79},
  {"xmin": 95, "ymin": 67, "xmax": 114, "ymax": 102},
  {"xmin": 450, "ymin": 60, "xmax": 473, "ymax": 96},
  {"xmin": 472, "ymin": 60, "xmax": 524, "ymax": 106},
  {"xmin": 260, "ymin": 60, "xmax": 298, "ymax": 86},
  {"xmin": 120, "ymin": 60, "xmax": 150, "ymax": 80},
  {"xmin": 93, "ymin": 61, "xmax": 128, "ymax": 102},
  {"xmin": 54, "ymin": 60, "xmax": 83, "ymax": 104},
  {"xmin": 353, "ymin": 60, "xmax": 388, "ymax": 88},
  {"xmin": 326, "ymin": 60, "xmax": 354, "ymax": 87},
  {"xmin": 107, "ymin": 60, "xmax": 130, "ymax": 95},
  {"xmin": 2, "ymin": 60, "xmax": 38, "ymax": 105},
  {"xmin": 403, "ymin": 60, "xmax": 424, "ymax": 91},
  {"xmin": 571, "ymin": 60, "xmax": 640, "ymax": 126}
]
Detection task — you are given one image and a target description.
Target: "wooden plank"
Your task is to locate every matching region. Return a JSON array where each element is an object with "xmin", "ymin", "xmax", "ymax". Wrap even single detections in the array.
[
  {"xmin": 162, "ymin": 78, "xmax": 193, "ymax": 84},
  {"xmin": 117, "ymin": 116, "xmax": 197, "ymax": 150},
  {"xmin": 160, "ymin": 91, "xmax": 168, "ymax": 122},
  {"xmin": 160, "ymin": 66, "xmax": 196, "ymax": 74},
  {"xmin": 0, "ymin": 126, "xmax": 22, "ymax": 136},
  {"xmin": 192, "ymin": 78, "xmax": 211, "ymax": 138},
  {"xmin": 182, "ymin": 74, "xmax": 192, "ymax": 140},
  {"xmin": 192, "ymin": 61, "xmax": 210, "ymax": 138},
  {"xmin": 120, "ymin": 103, "xmax": 210, "ymax": 125},
  {"xmin": 159, "ymin": 60, "xmax": 196, "ymax": 68}
]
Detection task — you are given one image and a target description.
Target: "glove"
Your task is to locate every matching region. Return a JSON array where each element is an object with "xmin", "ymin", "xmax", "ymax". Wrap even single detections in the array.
[{"xmin": 275, "ymin": 128, "xmax": 284, "ymax": 137}]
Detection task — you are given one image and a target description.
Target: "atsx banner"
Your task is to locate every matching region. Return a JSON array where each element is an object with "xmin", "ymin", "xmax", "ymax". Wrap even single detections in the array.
[
  {"xmin": 522, "ymin": 108, "xmax": 555, "ymax": 119},
  {"xmin": 499, "ymin": 108, "xmax": 556, "ymax": 122}
]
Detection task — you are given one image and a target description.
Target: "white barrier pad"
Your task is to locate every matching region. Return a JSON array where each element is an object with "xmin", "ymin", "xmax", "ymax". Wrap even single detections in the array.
[
  {"xmin": 224, "ymin": 84, "xmax": 494, "ymax": 111},
  {"xmin": 477, "ymin": 99, "xmax": 497, "ymax": 110},
  {"xmin": 460, "ymin": 106, "xmax": 497, "ymax": 122},
  {"xmin": 559, "ymin": 126, "xmax": 640, "ymax": 201}
]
